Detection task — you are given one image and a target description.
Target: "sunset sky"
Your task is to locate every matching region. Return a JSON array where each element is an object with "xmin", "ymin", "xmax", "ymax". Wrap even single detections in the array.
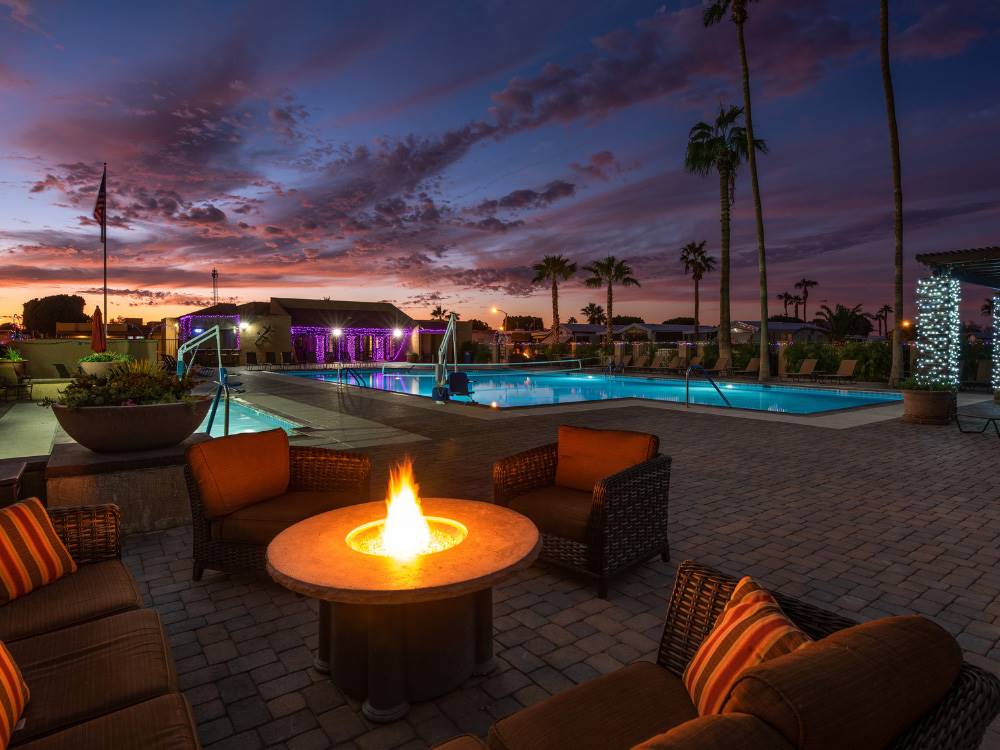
[{"xmin": 1, "ymin": 0, "xmax": 997, "ymax": 328}]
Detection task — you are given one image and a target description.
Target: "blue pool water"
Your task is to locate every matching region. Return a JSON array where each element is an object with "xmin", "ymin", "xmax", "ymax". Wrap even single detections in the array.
[
  {"xmin": 285, "ymin": 369, "xmax": 901, "ymax": 414},
  {"xmin": 197, "ymin": 400, "xmax": 298, "ymax": 436}
]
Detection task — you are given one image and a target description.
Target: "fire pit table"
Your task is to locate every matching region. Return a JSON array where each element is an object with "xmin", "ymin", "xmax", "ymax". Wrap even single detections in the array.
[{"xmin": 267, "ymin": 497, "xmax": 540, "ymax": 722}]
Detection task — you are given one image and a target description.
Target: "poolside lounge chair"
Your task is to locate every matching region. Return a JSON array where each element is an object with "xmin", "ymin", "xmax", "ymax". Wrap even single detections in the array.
[
  {"xmin": 818, "ymin": 359, "xmax": 858, "ymax": 383},
  {"xmin": 184, "ymin": 428, "xmax": 371, "ymax": 578},
  {"xmin": 732, "ymin": 356, "xmax": 759, "ymax": 377},
  {"xmin": 704, "ymin": 356, "xmax": 731, "ymax": 376},
  {"xmin": 280, "ymin": 351, "xmax": 294, "ymax": 368},
  {"xmin": 53, "ymin": 363, "xmax": 74, "ymax": 378},
  {"xmin": 658, "ymin": 354, "xmax": 680, "ymax": 372},
  {"xmin": 620, "ymin": 355, "xmax": 632, "ymax": 368},
  {"xmin": 264, "ymin": 351, "xmax": 277, "ymax": 370},
  {"xmin": 477, "ymin": 560, "xmax": 1000, "ymax": 750},
  {"xmin": 493, "ymin": 426, "xmax": 671, "ymax": 598},
  {"xmin": 244, "ymin": 351, "xmax": 259, "ymax": 370},
  {"xmin": 962, "ymin": 359, "xmax": 991, "ymax": 391},
  {"xmin": 646, "ymin": 350, "xmax": 670, "ymax": 371},
  {"xmin": 627, "ymin": 354, "xmax": 649, "ymax": 370},
  {"xmin": 786, "ymin": 357, "xmax": 817, "ymax": 381},
  {"xmin": 671, "ymin": 355, "xmax": 702, "ymax": 374}
]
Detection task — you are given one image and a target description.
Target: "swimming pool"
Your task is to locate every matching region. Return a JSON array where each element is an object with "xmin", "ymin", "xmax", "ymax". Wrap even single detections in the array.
[
  {"xmin": 197, "ymin": 400, "xmax": 298, "ymax": 436},
  {"xmin": 285, "ymin": 369, "xmax": 901, "ymax": 414}
]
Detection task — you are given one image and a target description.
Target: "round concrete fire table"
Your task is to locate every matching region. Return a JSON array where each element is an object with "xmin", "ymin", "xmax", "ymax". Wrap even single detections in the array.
[{"xmin": 266, "ymin": 498, "xmax": 540, "ymax": 722}]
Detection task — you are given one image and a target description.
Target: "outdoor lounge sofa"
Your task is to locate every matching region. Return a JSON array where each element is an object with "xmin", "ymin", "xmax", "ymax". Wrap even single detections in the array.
[
  {"xmin": 0, "ymin": 503, "xmax": 200, "ymax": 749},
  {"xmin": 465, "ymin": 560, "xmax": 1000, "ymax": 750},
  {"xmin": 493, "ymin": 426, "xmax": 670, "ymax": 598},
  {"xmin": 185, "ymin": 428, "xmax": 371, "ymax": 579}
]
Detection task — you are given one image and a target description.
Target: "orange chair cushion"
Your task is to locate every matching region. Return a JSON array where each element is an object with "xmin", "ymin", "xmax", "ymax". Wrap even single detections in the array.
[
  {"xmin": 684, "ymin": 577, "xmax": 811, "ymax": 715},
  {"xmin": 554, "ymin": 426, "xmax": 658, "ymax": 492},
  {"xmin": 0, "ymin": 641, "xmax": 29, "ymax": 748},
  {"xmin": 632, "ymin": 713, "xmax": 794, "ymax": 749},
  {"xmin": 0, "ymin": 498, "xmax": 78, "ymax": 604},
  {"xmin": 187, "ymin": 429, "xmax": 291, "ymax": 520}
]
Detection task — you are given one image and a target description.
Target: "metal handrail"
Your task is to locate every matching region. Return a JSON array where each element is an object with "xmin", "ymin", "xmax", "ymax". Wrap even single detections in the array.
[
  {"xmin": 204, "ymin": 369, "xmax": 238, "ymax": 436},
  {"xmin": 338, "ymin": 366, "xmax": 365, "ymax": 387},
  {"xmin": 685, "ymin": 364, "xmax": 732, "ymax": 408}
]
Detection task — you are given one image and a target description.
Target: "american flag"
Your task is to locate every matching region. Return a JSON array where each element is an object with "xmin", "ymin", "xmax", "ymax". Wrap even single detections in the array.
[{"xmin": 93, "ymin": 165, "xmax": 107, "ymax": 242}]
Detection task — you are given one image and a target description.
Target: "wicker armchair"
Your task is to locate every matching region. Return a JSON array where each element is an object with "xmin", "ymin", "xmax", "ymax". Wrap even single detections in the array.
[
  {"xmin": 493, "ymin": 440, "xmax": 671, "ymax": 597},
  {"xmin": 48, "ymin": 504, "xmax": 123, "ymax": 563},
  {"xmin": 185, "ymin": 445, "xmax": 371, "ymax": 579},
  {"xmin": 658, "ymin": 561, "xmax": 1000, "ymax": 750}
]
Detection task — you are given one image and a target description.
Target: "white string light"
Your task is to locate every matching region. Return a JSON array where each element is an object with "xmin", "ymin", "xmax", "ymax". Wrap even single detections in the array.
[
  {"xmin": 914, "ymin": 274, "xmax": 961, "ymax": 388},
  {"xmin": 992, "ymin": 295, "xmax": 1000, "ymax": 391}
]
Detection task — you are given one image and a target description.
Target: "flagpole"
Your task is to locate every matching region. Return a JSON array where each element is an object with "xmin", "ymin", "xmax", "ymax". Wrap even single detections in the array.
[{"xmin": 102, "ymin": 163, "xmax": 107, "ymax": 339}]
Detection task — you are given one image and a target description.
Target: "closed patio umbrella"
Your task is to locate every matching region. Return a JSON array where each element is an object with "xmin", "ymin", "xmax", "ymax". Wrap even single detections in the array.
[{"xmin": 91, "ymin": 306, "xmax": 107, "ymax": 353}]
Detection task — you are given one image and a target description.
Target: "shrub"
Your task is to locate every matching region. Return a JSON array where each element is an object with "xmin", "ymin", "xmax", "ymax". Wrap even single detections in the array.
[
  {"xmin": 731, "ymin": 343, "xmax": 757, "ymax": 370},
  {"xmin": 898, "ymin": 377, "xmax": 955, "ymax": 392},
  {"xmin": 783, "ymin": 342, "xmax": 839, "ymax": 374},
  {"xmin": 55, "ymin": 360, "xmax": 193, "ymax": 407},
  {"xmin": 840, "ymin": 341, "xmax": 891, "ymax": 382},
  {"xmin": 0, "ymin": 346, "xmax": 23, "ymax": 362},
  {"xmin": 78, "ymin": 351, "xmax": 132, "ymax": 363}
]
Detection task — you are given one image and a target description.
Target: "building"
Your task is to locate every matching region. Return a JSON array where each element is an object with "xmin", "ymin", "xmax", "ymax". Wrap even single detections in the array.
[
  {"xmin": 550, "ymin": 322, "xmax": 718, "ymax": 345},
  {"xmin": 731, "ymin": 320, "xmax": 830, "ymax": 345}
]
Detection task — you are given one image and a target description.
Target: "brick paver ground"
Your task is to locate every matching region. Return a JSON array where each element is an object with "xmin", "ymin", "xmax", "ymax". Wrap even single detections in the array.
[{"xmin": 123, "ymin": 377, "xmax": 1000, "ymax": 749}]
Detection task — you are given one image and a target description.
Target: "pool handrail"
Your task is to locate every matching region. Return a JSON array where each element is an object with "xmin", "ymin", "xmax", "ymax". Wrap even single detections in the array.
[{"xmin": 685, "ymin": 364, "xmax": 732, "ymax": 408}]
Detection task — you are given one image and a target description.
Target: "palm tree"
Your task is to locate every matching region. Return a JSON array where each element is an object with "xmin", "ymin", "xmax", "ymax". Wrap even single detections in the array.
[
  {"xmin": 583, "ymin": 256, "xmax": 640, "ymax": 344},
  {"xmin": 581, "ymin": 303, "xmax": 607, "ymax": 326},
  {"xmin": 816, "ymin": 304, "xmax": 872, "ymax": 340},
  {"xmin": 791, "ymin": 295, "xmax": 803, "ymax": 320},
  {"xmin": 532, "ymin": 254, "xmax": 577, "ymax": 335},
  {"xmin": 794, "ymin": 278, "xmax": 818, "ymax": 321},
  {"xmin": 878, "ymin": 304, "xmax": 893, "ymax": 337},
  {"xmin": 685, "ymin": 104, "xmax": 765, "ymax": 368},
  {"xmin": 679, "ymin": 241, "xmax": 716, "ymax": 339},
  {"xmin": 776, "ymin": 291, "xmax": 793, "ymax": 316},
  {"xmin": 705, "ymin": 0, "xmax": 771, "ymax": 380},
  {"xmin": 430, "ymin": 305, "xmax": 446, "ymax": 321},
  {"xmin": 880, "ymin": 0, "xmax": 904, "ymax": 385}
]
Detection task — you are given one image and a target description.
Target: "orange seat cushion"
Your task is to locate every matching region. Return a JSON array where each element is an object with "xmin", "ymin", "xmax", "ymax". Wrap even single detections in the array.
[
  {"xmin": 0, "ymin": 642, "xmax": 29, "ymax": 748},
  {"xmin": 632, "ymin": 713, "xmax": 793, "ymax": 749},
  {"xmin": 684, "ymin": 577, "xmax": 811, "ymax": 715},
  {"xmin": 554, "ymin": 426, "xmax": 658, "ymax": 492},
  {"xmin": 0, "ymin": 498, "xmax": 78, "ymax": 604},
  {"xmin": 187, "ymin": 429, "xmax": 290, "ymax": 519},
  {"xmin": 210, "ymin": 490, "xmax": 357, "ymax": 545}
]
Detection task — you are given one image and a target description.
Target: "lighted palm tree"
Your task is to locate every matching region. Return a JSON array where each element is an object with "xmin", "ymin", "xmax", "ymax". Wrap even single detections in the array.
[
  {"xmin": 794, "ymin": 278, "xmax": 818, "ymax": 321},
  {"xmin": 532, "ymin": 254, "xmax": 577, "ymax": 335},
  {"xmin": 776, "ymin": 291, "xmax": 793, "ymax": 316},
  {"xmin": 685, "ymin": 104, "xmax": 764, "ymax": 367},
  {"xmin": 679, "ymin": 241, "xmax": 716, "ymax": 339},
  {"xmin": 430, "ymin": 305, "xmax": 446, "ymax": 321},
  {"xmin": 879, "ymin": 0, "xmax": 904, "ymax": 385},
  {"xmin": 581, "ymin": 303, "xmax": 607, "ymax": 325},
  {"xmin": 583, "ymin": 256, "xmax": 640, "ymax": 344},
  {"xmin": 705, "ymin": 0, "xmax": 771, "ymax": 379}
]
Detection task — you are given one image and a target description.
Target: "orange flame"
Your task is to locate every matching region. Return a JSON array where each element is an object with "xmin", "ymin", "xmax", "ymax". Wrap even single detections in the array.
[{"xmin": 382, "ymin": 458, "xmax": 431, "ymax": 560}]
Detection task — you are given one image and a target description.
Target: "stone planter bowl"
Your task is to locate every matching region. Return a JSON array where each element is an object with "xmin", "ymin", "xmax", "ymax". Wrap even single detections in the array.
[
  {"xmin": 901, "ymin": 389, "xmax": 955, "ymax": 425},
  {"xmin": 79, "ymin": 360, "xmax": 120, "ymax": 378},
  {"xmin": 0, "ymin": 360, "xmax": 27, "ymax": 384},
  {"xmin": 52, "ymin": 397, "xmax": 212, "ymax": 453}
]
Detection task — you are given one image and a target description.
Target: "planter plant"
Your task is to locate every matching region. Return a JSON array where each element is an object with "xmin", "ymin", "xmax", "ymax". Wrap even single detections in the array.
[
  {"xmin": 899, "ymin": 378, "xmax": 955, "ymax": 425},
  {"xmin": 47, "ymin": 360, "xmax": 210, "ymax": 453},
  {"xmin": 78, "ymin": 350, "xmax": 132, "ymax": 378},
  {"xmin": 0, "ymin": 346, "xmax": 27, "ymax": 383}
]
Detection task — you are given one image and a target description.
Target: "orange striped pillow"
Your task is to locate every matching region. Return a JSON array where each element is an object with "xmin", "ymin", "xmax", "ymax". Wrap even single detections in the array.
[
  {"xmin": 0, "ymin": 641, "xmax": 28, "ymax": 747},
  {"xmin": 0, "ymin": 499, "xmax": 77, "ymax": 604},
  {"xmin": 683, "ymin": 577, "xmax": 811, "ymax": 715}
]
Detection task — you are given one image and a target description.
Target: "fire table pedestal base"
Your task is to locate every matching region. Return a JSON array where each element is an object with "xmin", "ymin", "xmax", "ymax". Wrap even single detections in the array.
[{"xmin": 315, "ymin": 590, "xmax": 495, "ymax": 722}]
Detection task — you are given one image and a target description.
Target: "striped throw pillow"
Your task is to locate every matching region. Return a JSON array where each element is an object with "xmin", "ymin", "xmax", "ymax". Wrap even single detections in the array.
[
  {"xmin": 0, "ymin": 499, "xmax": 77, "ymax": 604},
  {"xmin": 0, "ymin": 642, "xmax": 28, "ymax": 747},
  {"xmin": 683, "ymin": 576, "xmax": 811, "ymax": 715}
]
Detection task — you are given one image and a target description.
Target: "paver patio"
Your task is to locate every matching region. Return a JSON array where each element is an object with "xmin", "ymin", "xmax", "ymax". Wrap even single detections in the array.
[{"xmin": 117, "ymin": 372, "xmax": 1000, "ymax": 749}]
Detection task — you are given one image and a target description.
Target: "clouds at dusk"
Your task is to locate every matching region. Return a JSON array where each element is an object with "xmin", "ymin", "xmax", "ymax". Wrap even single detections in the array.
[{"xmin": 1, "ymin": 0, "xmax": 998, "ymax": 325}]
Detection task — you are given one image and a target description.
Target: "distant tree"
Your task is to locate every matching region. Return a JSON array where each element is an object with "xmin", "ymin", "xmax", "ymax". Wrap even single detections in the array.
[
  {"xmin": 23, "ymin": 294, "xmax": 90, "ymax": 337},
  {"xmin": 506, "ymin": 315, "xmax": 544, "ymax": 331},
  {"xmin": 874, "ymin": 304, "xmax": 893, "ymax": 337},
  {"xmin": 583, "ymin": 256, "xmax": 640, "ymax": 343},
  {"xmin": 679, "ymin": 240, "xmax": 716, "ymax": 339},
  {"xmin": 532, "ymin": 254, "xmax": 577, "ymax": 335},
  {"xmin": 790, "ymin": 295, "xmax": 803, "ymax": 320},
  {"xmin": 566, "ymin": 316, "xmax": 578, "ymax": 324},
  {"xmin": 768, "ymin": 315, "xmax": 802, "ymax": 323},
  {"xmin": 776, "ymin": 291, "xmax": 793, "ymax": 316},
  {"xmin": 468, "ymin": 318, "xmax": 491, "ymax": 331},
  {"xmin": 663, "ymin": 316, "xmax": 695, "ymax": 325},
  {"xmin": 580, "ymin": 303, "xmax": 606, "ymax": 325},
  {"xmin": 611, "ymin": 315, "xmax": 645, "ymax": 325},
  {"xmin": 794, "ymin": 278, "xmax": 818, "ymax": 321},
  {"xmin": 430, "ymin": 305, "xmax": 446, "ymax": 321},
  {"xmin": 815, "ymin": 304, "xmax": 873, "ymax": 340}
]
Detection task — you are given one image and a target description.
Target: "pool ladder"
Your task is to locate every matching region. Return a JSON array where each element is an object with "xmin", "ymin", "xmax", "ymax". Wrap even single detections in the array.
[
  {"xmin": 685, "ymin": 364, "xmax": 732, "ymax": 408},
  {"xmin": 205, "ymin": 368, "xmax": 244, "ymax": 436},
  {"xmin": 337, "ymin": 366, "xmax": 365, "ymax": 387}
]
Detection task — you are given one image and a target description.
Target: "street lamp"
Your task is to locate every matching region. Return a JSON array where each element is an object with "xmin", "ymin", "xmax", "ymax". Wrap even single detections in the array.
[{"xmin": 490, "ymin": 307, "xmax": 509, "ymax": 332}]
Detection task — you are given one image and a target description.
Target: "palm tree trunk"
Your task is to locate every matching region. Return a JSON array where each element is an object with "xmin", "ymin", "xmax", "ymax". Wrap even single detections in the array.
[
  {"xmin": 694, "ymin": 277, "xmax": 700, "ymax": 340},
  {"xmin": 606, "ymin": 282, "xmax": 614, "ymax": 345},
  {"xmin": 551, "ymin": 278, "xmax": 559, "ymax": 336},
  {"xmin": 736, "ymin": 19, "xmax": 770, "ymax": 380},
  {"xmin": 717, "ymin": 165, "xmax": 732, "ymax": 365},
  {"xmin": 881, "ymin": 0, "xmax": 904, "ymax": 386},
  {"xmin": 802, "ymin": 290, "xmax": 808, "ymax": 322}
]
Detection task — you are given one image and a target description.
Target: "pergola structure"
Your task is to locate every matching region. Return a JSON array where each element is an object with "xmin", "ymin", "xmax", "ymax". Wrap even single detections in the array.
[{"xmin": 916, "ymin": 246, "xmax": 1000, "ymax": 390}]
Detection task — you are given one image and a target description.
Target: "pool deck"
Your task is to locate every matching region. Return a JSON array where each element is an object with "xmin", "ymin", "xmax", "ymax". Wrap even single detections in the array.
[{"xmin": 5, "ymin": 372, "xmax": 1000, "ymax": 748}]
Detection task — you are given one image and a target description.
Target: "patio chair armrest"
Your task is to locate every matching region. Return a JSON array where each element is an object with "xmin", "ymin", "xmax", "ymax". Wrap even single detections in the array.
[
  {"xmin": 48, "ymin": 504, "xmax": 122, "ymax": 563},
  {"xmin": 289, "ymin": 446, "xmax": 372, "ymax": 500},
  {"xmin": 888, "ymin": 663, "xmax": 1000, "ymax": 750},
  {"xmin": 493, "ymin": 443, "xmax": 557, "ymax": 506},
  {"xmin": 590, "ymin": 454, "xmax": 671, "ymax": 538}
]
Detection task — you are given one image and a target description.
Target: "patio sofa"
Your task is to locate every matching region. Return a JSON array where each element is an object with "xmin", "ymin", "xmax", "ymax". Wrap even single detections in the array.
[
  {"xmin": 468, "ymin": 561, "xmax": 1000, "ymax": 750},
  {"xmin": 184, "ymin": 428, "xmax": 371, "ymax": 579},
  {"xmin": 0, "ymin": 503, "xmax": 199, "ymax": 749},
  {"xmin": 493, "ymin": 426, "xmax": 670, "ymax": 597}
]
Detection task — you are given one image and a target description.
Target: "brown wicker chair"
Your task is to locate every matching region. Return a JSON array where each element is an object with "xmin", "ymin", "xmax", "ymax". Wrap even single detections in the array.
[
  {"xmin": 493, "ymin": 436, "xmax": 671, "ymax": 598},
  {"xmin": 185, "ymin": 445, "xmax": 371, "ymax": 579},
  {"xmin": 48, "ymin": 504, "xmax": 123, "ymax": 563}
]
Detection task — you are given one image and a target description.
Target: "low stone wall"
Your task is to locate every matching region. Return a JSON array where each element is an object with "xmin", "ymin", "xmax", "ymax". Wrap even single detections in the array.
[{"xmin": 9, "ymin": 339, "xmax": 158, "ymax": 379}]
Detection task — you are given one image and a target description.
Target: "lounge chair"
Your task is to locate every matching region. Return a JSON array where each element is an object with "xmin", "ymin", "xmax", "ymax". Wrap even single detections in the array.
[
  {"xmin": 704, "ymin": 356, "xmax": 731, "ymax": 376},
  {"xmin": 785, "ymin": 358, "xmax": 817, "ymax": 381},
  {"xmin": 264, "ymin": 351, "xmax": 277, "ymax": 370},
  {"xmin": 732, "ymin": 356, "xmax": 759, "ymax": 377},
  {"xmin": 627, "ymin": 355, "xmax": 649, "ymax": 370},
  {"xmin": 672, "ymin": 355, "xmax": 702, "ymax": 374},
  {"xmin": 620, "ymin": 355, "xmax": 632, "ymax": 368},
  {"xmin": 658, "ymin": 354, "xmax": 680, "ymax": 373},
  {"xmin": 53, "ymin": 363, "xmax": 74, "ymax": 378},
  {"xmin": 961, "ymin": 360, "xmax": 991, "ymax": 391},
  {"xmin": 818, "ymin": 359, "xmax": 857, "ymax": 383},
  {"xmin": 646, "ymin": 350, "xmax": 669, "ymax": 371},
  {"xmin": 280, "ymin": 351, "xmax": 294, "ymax": 368},
  {"xmin": 244, "ymin": 351, "xmax": 259, "ymax": 370}
]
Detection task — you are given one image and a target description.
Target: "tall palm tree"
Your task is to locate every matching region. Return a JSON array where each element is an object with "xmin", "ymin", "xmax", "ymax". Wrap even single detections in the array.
[
  {"xmin": 794, "ymin": 278, "xmax": 818, "ymax": 321},
  {"xmin": 880, "ymin": 0, "xmax": 904, "ymax": 385},
  {"xmin": 532, "ymin": 254, "xmax": 577, "ymax": 335},
  {"xmin": 816, "ymin": 304, "xmax": 871, "ymax": 340},
  {"xmin": 581, "ymin": 303, "xmax": 607, "ymax": 326},
  {"xmin": 776, "ymin": 291, "xmax": 793, "ymax": 316},
  {"xmin": 679, "ymin": 241, "xmax": 716, "ymax": 339},
  {"xmin": 430, "ymin": 305, "xmax": 446, "ymax": 321},
  {"xmin": 583, "ymin": 256, "xmax": 640, "ymax": 344},
  {"xmin": 685, "ymin": 103, "xmax": 765, "ymax": 368},
  {"xmin": 705, "ymin": 0, "xmax": 771, "ymax": 380},
  {"xmin": 791, "ymin": 295, "xmax": 803, "ymax": 320},
  {"xmin": 878, "ymin": 304, "xmax": 894, "ymax": 337}
]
